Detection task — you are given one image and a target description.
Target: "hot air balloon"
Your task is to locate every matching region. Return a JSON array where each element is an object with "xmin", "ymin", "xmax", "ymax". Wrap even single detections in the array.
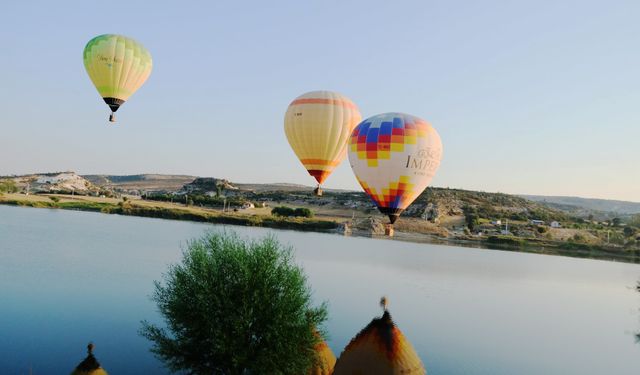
[
  {"xmin": 284, "ymin": 91, "xmax": 362, "ymax": 195},
  {"xmin": 83, "ymin": 34, "xmax": 153, "ymax": 123},
  {"xmin": 71, "ymin": 343, "xmax": 109, "ymax": 375},
  {"xmin": 333, "ymin": 297, "xmax": 426, "ymax": 375},
  {"xmin": 348, "ymin": 113, "xmax": 442, "ymax": 229}
]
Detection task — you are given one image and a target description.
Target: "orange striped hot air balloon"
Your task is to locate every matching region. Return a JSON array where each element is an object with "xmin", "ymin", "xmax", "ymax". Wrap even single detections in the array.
[
  {"xmin": 333, "ymin": 297, "xmax": 426, "ymax": 375},
  {"xmin": 284, "ymin": 90, "xmax": 362, "ymax": 195}
]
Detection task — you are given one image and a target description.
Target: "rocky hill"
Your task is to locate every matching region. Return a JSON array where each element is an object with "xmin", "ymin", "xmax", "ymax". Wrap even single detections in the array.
[
  {"xmin": 179, "ymin": 178, "xmax": 239, "ymax": 195},
  {"xmin": 80, "ymin": 174, "xmax": 579, "ymax": 224},
  {"xmin": 83, "ymin": 174, "xmax": 197, "ymax": 194},
  {"xmin": 0, "ymin": 172, "xmax": 100, "ymax": 194},
  {"xmin": 15, "ymin": 172, "xmax": 633, "ymax": 230}
]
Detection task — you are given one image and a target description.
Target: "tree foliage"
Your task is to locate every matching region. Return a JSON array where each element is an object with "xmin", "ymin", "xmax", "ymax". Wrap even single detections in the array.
[
  {"xmin": 271, "ymin": 206, "xmax": 314, "ymax": 218},
  {"xmin": 623, "ymin": 226, "xmax": 636, "ymax": 238},
  {"xmin": 140, "ymin": 231, "xmax": 328, "ymax": 375},
  {"xmin": 463, "ymin": 206, "xmax": 479, "ymax": 231},
  {"xmin": 0, "ymin": 179, "xmax": 18, "ymax": 193}
]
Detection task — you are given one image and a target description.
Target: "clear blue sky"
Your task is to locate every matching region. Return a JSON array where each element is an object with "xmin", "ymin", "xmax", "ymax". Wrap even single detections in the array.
[{"xmin": 1, "ymin": 1, "xmax": 638, "ymax": 201}]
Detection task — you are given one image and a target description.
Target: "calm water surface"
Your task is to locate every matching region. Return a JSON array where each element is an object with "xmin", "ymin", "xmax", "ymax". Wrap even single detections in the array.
[{"xmin": 1, "ymin": 205, "xmax": 639, "ymax": 374}]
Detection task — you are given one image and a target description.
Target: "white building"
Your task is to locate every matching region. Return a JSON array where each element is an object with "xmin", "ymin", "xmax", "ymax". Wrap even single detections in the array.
[{"xmin": 550, "ymin": 221, "xmax": 561, "ymax": 228}]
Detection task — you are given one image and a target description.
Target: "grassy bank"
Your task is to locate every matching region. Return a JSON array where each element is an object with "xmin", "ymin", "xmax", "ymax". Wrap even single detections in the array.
[{"xmin": 0, "ymin": 194, "xmax": 339, "ymax": 232}]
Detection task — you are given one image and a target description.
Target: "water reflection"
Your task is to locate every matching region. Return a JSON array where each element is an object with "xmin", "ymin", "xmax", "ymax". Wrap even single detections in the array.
[{"xmin": 2, "ymin": 205, "xmax": 640, "ymax": 374}]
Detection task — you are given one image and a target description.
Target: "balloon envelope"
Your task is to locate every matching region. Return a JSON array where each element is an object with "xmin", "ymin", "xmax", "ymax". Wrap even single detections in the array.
[
  {"xmin": 348, "ymin": 113, "xmax": 442, "ymax": 224},
  {"xmin": 83, "ymin": 34, "xmax": 153, "ymax": 119},
  {"xmin": 284, "ymin": 91, "xmax": 362, "ymax": 186}
]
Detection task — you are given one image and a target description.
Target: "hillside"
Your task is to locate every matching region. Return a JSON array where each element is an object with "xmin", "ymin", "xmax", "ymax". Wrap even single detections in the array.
[
  {"xmin": 522, "ymin": 195, "xmax": 640, "ymax": 215},
  {"xmin": 2, "ymin": 172, "xmax": 638, "ymax": 262},
  {"xmin": 0, "ymin": 172, "xmax": 101, "ymax": 195},
  {"xmin": 83, "ymin": 174, "xmax": 197, "ymax": 193},
  {"xmin": 73, "ymin": 174, "xmax": 598, "ymax": 226}
]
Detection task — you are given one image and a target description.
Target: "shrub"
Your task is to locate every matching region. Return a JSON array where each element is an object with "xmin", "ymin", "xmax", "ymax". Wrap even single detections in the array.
[
  {"xmin": 272, "ymin": 206, "xmax": 295, "ymax": 217},
  {"xmin": 294, "ymin": 207, "xmax": 314, "ymax": 218},
  {"xmin": 271, "ymin": 206, "xmax": 314, "ymax": 218},
  {"xmin": 0, "ymin": 179, "xmax": 18, "ymax": 193},
  {"xmin": 624, "ymin": 227, "xmax": 637, "ymax": 237},
  {"xmin": 572, "ymin": 233, "xmax": 585, "ymax": 243},
  {"xmin": 140, "ymin": 231, "xmax": 328, "ymax": 375}
]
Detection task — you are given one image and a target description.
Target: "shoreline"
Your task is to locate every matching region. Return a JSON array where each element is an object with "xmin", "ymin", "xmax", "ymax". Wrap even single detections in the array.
[{"xmin": 1, "ymin": 193, "xmax": 638, "ymax": 264}]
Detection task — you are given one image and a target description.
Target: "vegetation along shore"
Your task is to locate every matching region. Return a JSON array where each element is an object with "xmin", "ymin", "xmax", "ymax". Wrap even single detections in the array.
[{"xmin": 1, "ymin": 172, "xmax": 639, "ymax": 263}]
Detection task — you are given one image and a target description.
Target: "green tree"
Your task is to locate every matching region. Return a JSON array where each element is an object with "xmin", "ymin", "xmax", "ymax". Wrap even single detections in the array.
[
  {"xmin": 463, "ymin": 206, "xmax": 479, "ymax": 231},
  {"xmin": 140, "ymin": 231, "xmax": 328, "ymax": 375},
  {"xmin": 623, "ymin": 226, "xmax": 636, "ymax": 238},
  {"xmin": 0, "ymin": 179, "xmax": 18, "ymax": 193},
  {"xmin": 271, "ymin": 206, "xmax": 294, "ymax": 217},
  {"xmin": 293, "ymin": 207, "xmax": 314, "ymax": 218},
  {"xmin": 612, "ymin": 217, "xmax": 622, "ymax": 227}
]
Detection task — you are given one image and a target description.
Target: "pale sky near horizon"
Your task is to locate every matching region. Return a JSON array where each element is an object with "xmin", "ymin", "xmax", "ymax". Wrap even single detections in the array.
[{"xmin": 0, "ymin": 1, "xmax": 638, "ymax": 202}]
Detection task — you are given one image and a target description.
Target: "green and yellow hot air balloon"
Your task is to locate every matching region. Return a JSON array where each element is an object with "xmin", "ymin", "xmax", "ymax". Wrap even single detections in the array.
[{"xmin": 83, "ymin": 34, "xmax": 153, "ymax": 123}]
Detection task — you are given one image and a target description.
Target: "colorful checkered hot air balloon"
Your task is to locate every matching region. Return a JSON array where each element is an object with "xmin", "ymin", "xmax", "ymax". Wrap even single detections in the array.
[
  {"xmin": 83, "ymin": 34, "xmax": 153, "ymax": 123},
  {"xmin": 348, "ymin": 113, "xmax": 442, "ymax": 227},
  {"xmin": 284, "ymin": 91, "xmax": 362, "ymax": 195}
]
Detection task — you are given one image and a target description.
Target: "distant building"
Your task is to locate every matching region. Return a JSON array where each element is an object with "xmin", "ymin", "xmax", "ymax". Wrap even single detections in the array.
[
  {"xmin": 241, "ymin": 202, "xmax": 255, "ymax": 209},
  {"xmin": 530, "ymin": 220, "xmax": 545, "ymax": 225},
  {"xmin": 550, "ymin": 221, "xmax": 561, "ymax": 228},
  {"xmin": 491, "ymin": 220, "xmax": 502, "ymax": 225}
]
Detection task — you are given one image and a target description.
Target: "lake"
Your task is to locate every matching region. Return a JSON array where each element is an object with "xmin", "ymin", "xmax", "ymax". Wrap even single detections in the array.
[{"xmin": 1, "ymin": 205, "xmax": 639, "ymax": 374}]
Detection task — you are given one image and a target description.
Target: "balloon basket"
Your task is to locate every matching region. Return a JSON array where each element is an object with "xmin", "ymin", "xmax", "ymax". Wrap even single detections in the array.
[
  {"xmin": 385, "ymin": 224, "xmax": 394, "ymax": 237},
  {"xmin": 313, "ymin": 187, "xmax": 323, "ymax": 196}
]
